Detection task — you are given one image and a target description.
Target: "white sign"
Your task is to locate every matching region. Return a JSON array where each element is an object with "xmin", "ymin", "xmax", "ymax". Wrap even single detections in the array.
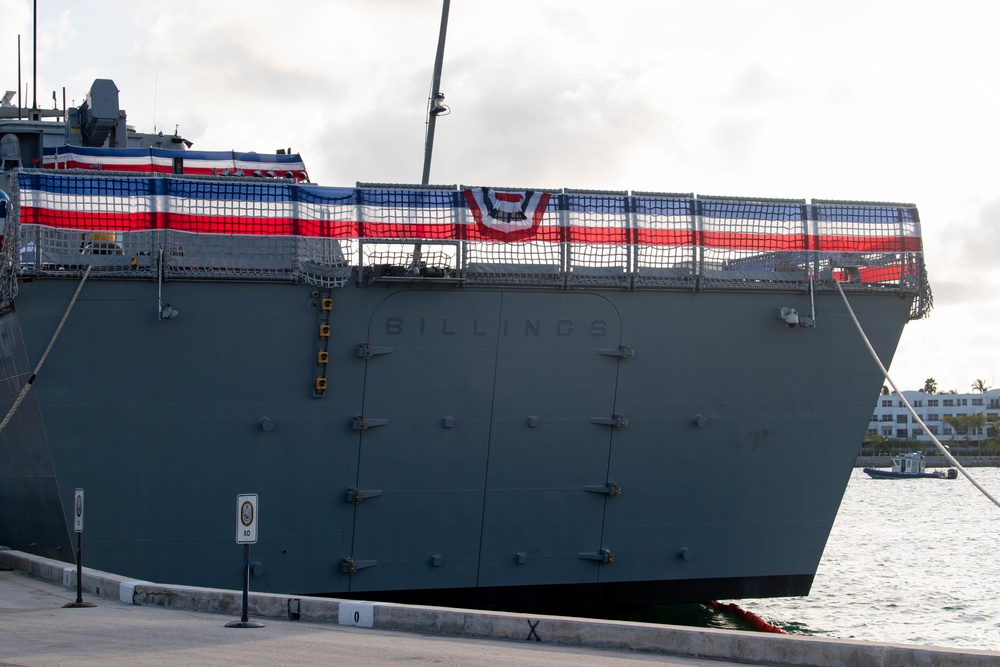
[
  {"xmin": 236, "ymin": 494, "xmax": 258, "ymax": 544},
  {"xmin": 73, "ymin": 488, "xmax": 84, "ymax": 533},
  {"xmin": 338, "ymin": 601, "xmax": 375, "ymax": 628}
]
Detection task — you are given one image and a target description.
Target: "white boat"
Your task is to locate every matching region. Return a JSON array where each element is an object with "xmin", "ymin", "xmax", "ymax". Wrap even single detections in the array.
[{"xmin": 863, "ymin": 452, "xmax": 957, "ymax": 479}]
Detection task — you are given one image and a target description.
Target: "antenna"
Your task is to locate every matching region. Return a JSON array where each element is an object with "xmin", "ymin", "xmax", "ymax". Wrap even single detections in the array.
[
  {"xmin": 32, "ymin": 0, "xmax": 37, "ymax": 112},
  {"xmin": 153, "ymin": 69, "xmax": 158, "ymax": 133},
  {"xmin": 17, "ymin": 34, "xmax": 21, "ymax": 119}
]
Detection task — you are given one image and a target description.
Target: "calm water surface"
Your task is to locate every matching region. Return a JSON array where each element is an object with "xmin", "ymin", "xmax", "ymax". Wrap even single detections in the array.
[
  {"xmin": 744, "ymin": 466, "xmax": 1000, "ymax": 651},
  {"xmin": 596, "ymin": 468, "xmax": 1000, "ymax": 651}
]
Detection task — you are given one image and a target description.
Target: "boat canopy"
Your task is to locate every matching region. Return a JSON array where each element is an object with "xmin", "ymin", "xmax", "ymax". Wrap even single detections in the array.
[{"xmin": 893, "ymin": 453, "xmax": 927, "ymax": 474}]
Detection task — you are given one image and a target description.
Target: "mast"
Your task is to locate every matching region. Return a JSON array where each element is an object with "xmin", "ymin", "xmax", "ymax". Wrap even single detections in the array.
[
  {"xmin": 411, "ymin": 0, "xmax": 451, "ymax": 271},
  {"xmin": 420, "ymin": 0, "xmax": 450, "ymax": 185}
]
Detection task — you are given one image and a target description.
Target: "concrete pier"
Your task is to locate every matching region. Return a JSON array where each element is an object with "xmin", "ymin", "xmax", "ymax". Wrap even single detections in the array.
[{"xmin": 2, "ymin": 549, "xmax": 996, "ymax": 667}]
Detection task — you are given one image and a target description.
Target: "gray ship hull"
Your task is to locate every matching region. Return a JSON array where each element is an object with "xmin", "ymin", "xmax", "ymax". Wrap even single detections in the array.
[{"xmin": 0, "ymin": 276, "xmax": 908, "ymax": 607}]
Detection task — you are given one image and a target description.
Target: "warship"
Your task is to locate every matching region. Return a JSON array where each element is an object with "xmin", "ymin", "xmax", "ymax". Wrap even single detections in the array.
[{"xmin": 0, "ymin": 78, "xmax": 931, "ymax": 610}]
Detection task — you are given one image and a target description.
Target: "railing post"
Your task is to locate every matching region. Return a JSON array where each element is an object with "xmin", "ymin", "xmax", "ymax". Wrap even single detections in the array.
[
  {"xmin": 627, "ymin": 192, "xmax": 636, "ymax": 290},
  {"xmin": 355, "ymin": 186, "xmax": 365, "ymax": 286},
  {"xmin": 559, "ymin": 191, "xmax": 568, "ymax": 289},
  {"xmin": 453, "ymin": 187, "xmax": 465, "ymax": 276},
  {"xmin": 693, "ymin": 197, "xmax": 703, "ymax": 290},
  {"xmin": 803, "ymin": 201, "xmax": 816, "ymax": 282}
]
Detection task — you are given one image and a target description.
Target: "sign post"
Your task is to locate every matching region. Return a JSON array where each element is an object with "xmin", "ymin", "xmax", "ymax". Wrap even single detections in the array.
[
  {"xmin": 226, "ymin": 494, "xmax": 264, "ymax": 628},
  {"xmin": 63, "ymin": 488, "xmax": 96, "ymax": 608}
]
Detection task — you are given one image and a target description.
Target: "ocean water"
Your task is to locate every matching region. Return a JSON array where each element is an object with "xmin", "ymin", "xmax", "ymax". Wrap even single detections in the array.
[
  {"xmin": 593, "ymin": 468, "xmax": 1000, "ymax": 652},
  {"xmin": 744, "ymin": 466, "xmax": 1000, "ymax": 652}
]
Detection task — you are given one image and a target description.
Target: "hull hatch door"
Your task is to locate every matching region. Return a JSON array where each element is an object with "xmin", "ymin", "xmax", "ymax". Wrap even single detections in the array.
[
  {"xmin": 477, "ymin": 293, "xmax": 623, "ymax": 587},
  {"xmin": 347, "ymin": 291, "xmax": 501, "ymax": 592}
]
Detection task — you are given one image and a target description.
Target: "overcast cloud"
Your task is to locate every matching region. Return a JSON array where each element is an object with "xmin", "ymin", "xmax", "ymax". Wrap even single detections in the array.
[{"xmin": 2, "ymin": 0, "xmax": 998, "ymax": 392}]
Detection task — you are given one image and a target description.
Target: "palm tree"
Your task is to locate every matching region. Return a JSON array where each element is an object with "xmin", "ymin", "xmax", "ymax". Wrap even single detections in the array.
[
  {"xmin": 969, "ymin": 413, "xmax": 987, "ymax": 454},
  {"xmin": 922, "ymin": 378, "xmax": 938, "ymax": 394},
  {"xmin": 943, "ymin": 415, "xmax": 969, "ymax": 446},
  {"xmin": 972, "ymin": 378, "xmax": 990, "ymax": 393}
]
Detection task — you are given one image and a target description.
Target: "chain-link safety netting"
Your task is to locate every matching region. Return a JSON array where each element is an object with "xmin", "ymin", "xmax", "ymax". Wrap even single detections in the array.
[{"xmin": 3, "ymin": 171, "xmax": 932, "ymax": 319}]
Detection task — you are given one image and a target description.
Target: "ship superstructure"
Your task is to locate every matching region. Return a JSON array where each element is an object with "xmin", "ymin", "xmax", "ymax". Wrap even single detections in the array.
[{"xmin": 0, "ymin": 75, "xmax": 932, "ymax": 609}]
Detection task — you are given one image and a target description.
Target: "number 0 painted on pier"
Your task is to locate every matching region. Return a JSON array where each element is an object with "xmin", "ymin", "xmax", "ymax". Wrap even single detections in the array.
[
  {"xmin": 236, "ymin": 494, "xmax": 258, "ymax": 544},
  {"xmin": 338, "ymin": 601, "xmax": 374, "ymax": 628}
]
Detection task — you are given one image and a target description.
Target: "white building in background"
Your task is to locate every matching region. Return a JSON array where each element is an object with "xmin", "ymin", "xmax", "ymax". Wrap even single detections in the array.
[{"xmin": 869, "ymin": 388, "xmax": 1000, "ymax": 442}]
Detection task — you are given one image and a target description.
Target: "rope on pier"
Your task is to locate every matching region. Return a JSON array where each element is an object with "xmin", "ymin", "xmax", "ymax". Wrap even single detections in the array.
[
  {"xmin": 708, "ymin": 601, "xmax": 787, "ymax": 634},
  {"xmin": 0, "ymin": 265, "xmax": 92, "ymax": 436},
  {"xmin": 834, "ymin": 278, "xmax": 1000, "ymax": 510}
]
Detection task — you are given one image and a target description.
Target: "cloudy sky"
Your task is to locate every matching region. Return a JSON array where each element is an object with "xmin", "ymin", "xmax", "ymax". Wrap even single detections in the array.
[{"xmin": 2, "ymin": 0, "xmax": 998, "ymax": 393}]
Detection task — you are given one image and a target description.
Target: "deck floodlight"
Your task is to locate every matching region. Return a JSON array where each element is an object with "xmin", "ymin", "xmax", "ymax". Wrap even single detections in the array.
[
  {"xmin": 429, "ymin": 92, "xmax": 449, "ymax": 116},
  {"xmin": 776, "ymin": 307, "xmax": 799, "ymax": 327}
]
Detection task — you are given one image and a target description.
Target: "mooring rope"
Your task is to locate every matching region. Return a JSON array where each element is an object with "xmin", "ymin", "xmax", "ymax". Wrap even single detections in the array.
[
  {"xmin": 0, "ymin": 265, "xmax": 93, "ymax": 436},
  {"xmin": 834, "ymin": 279, "xmax": 1000, "ymax": 509}
]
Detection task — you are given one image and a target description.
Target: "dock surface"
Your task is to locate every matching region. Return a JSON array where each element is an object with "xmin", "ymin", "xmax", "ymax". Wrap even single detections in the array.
[
  {"xmin": 1, "ymin": 550, "xmax": 996, "ymax": 667},
  {"xmin": 0, "ymin": 569, "xmax": 737, "ymax": 667}
]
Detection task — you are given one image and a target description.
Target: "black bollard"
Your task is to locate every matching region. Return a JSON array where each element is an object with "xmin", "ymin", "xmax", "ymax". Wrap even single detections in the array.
[
  {"xmin": 225, "ymin": 544, "xmax": 264, "ymax": 628},
  {"xmin": 63, "ymin": 530, "xmax": 95, "ymax": 608}
]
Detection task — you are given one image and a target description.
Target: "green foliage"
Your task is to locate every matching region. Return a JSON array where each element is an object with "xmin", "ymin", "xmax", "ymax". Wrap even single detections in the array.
[
  {"xmin": 859, "ymin": 438, "xmax": 927, "ymax": 456},
  {"xmin": 860, "ymin": 434, "xmax": 1000, "ymax": 457},
  {"xmin": 943, "ymin": 414, "xmax": 970, "ymax": 442},
  {"xmin": 863, "ymin": 432, "xmax": 884, "ymax": 446}
]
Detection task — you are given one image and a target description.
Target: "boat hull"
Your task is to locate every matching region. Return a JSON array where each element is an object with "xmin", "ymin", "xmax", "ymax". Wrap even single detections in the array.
[
  {"xmin": 0, "ymin": 276, "xmax": 911, "ymax": 607},
  {"xmin": 862, "ymin": 468, "xmax": 951, "ymax": 479}
]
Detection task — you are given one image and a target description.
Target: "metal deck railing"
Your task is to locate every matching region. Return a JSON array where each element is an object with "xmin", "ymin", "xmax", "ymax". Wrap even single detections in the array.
[{"xmin": 1, "ymin": 171, "xmax": 932, "ymax": 319}]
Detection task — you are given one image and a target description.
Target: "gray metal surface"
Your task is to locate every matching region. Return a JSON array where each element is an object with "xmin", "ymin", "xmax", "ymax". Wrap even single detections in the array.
[
  {"xmin": 0, "ymin": 272, "xmax": 910, "ymax": 605},
  {"xmin": 0, "ymin": 312, "xmax": 72, "ymax": 561}
]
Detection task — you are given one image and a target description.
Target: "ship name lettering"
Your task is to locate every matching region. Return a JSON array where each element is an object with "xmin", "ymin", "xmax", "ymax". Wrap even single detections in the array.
[
  {"xmin": 383, "ymin": 317, "xmax": 609, "ymax": 338},
  {"xmin": 385, "ymin": 317, "xmax": 403, "ymax": 335}
]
